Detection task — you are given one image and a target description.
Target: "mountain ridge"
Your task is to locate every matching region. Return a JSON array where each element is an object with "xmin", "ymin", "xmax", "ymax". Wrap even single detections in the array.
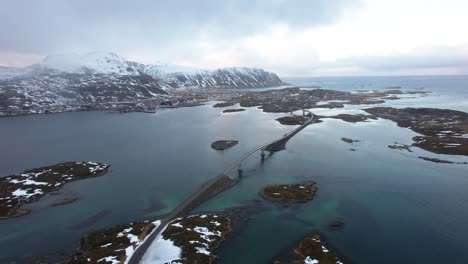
[{"xmin": 0, "ymin": 52, "xmax": 286, "ymax": 116}]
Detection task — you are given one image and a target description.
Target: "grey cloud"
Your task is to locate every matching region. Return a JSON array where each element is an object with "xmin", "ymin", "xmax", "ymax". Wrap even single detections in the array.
[
  {"xmin": 0, "ymin": 0, "xmax": 360, "ymax": 55},
  {"xmin": 339, "ymin": 50, "xmax": 468, "ymax": 71}
]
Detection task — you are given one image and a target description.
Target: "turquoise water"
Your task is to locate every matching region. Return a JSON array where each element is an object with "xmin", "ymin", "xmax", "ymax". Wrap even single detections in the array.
[{"xmin": 0, "ymin": 76, "xmax": 467, "ymax": 263}]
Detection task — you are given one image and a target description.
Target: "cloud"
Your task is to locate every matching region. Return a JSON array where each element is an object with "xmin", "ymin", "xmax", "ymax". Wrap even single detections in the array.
[
  {"xmin": 0, "ymin": 0, "xmax": 467, "ymax": 76},
  {"xmin": 0, "ymin": 0, "xmax": 358, "ymax": 55}
]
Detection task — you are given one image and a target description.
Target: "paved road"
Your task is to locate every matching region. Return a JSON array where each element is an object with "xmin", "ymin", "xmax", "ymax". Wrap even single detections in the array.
[{"xmin": 129, "ymin": 111, "xmax": 315, "ymax": 264}]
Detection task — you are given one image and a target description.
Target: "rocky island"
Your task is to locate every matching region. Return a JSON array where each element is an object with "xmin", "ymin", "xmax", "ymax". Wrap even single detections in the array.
[
  {"xmin": 276, "ymin": 115, "xmax": 311, "ymax": 125},
  {"xmin": 275, "ymin": 234, "xmax": 344, "ymax": 264},
  {"xmin": 341, "ymin": 138, "xmax": 359, "ymax": 144},
  {"xmin": 388, "ymin": 143, "xmax": 413, "ymax": 152},
  {"xmin": 318, "ymin": 114, "xmax": 377, "ymax": 123},
  {"xmin": 215, "ymin": 87, "xmax": 424, "ymax": 114},
  {"xmin": 222, "ymin": 108, "xmax": 246, "ymax": 113},
  {"xmin": 158, "ymin": 214, "xmax": 232, "ymax": 264},
  {"xmin": 365, "ymin": 107, "xmax": 468, "ymax": 156},
  {"xmin": 0, "ymin": 161, "xmax": 110, "ymax": 220},
  {"xmin": 67, "ymin": 220, "xmax": 160, "ymax": 263},
  {"xmin": 260, "ymin": 181, "xmax": 317, "ymax": 203},
  {"xmin": 211, "ymin": 140, "xmax": 239, "ymax": 150}
]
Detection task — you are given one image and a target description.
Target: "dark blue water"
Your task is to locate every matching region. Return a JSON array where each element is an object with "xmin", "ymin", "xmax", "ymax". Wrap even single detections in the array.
[{"xmin": 0, "ymin": 75, "xmax": 467, "ymax": 263}]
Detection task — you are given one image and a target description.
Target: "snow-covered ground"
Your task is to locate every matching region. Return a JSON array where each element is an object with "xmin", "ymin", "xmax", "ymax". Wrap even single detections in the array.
[
  {"xmin": 122, "ymin": 220, "xmax": 162, "ymax": 264},
  {"xmin": 140, "ymin": 222, "xmax": 182, "ymax": 264}
]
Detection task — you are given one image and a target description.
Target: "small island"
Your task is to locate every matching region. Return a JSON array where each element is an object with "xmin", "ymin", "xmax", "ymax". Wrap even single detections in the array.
[
  {"xmin": 222, "ymin": 108, "xmax": 246, "ymax": 113},
  {"xmin": 67, "ymin": 220, "xmax": 159, "ymax": 263},
  {"xmin": 388, "ymin": 143, "xmax": 413, "ymax": 152},
  {"xmin": 211, "ymin": 140, "xmax": 239, "ymax": 150},
  {"xmin": 0, "ymin": 161, "xmax": 110, "ymax": 220},
  {"xmin": 276, "ymin": 115, "xmax": 310, "ymax": 125},
  {"xmin": 274, "ymin": 234, "xmax": 344, "ymax": 264},
  {"xmin": 341, "ymin": 138, "xmax": 359, "ymax": 144},
  {"xmin": 318, "ymin": 114, "xmax": 376, "ymax": 123},
  {"xmin": 213, "ymin": 101, "xmax": 237, "ymax": 108},
  {"xmin": 260, "ymin": 181, "xmax": 317, "ymax": 203},
  {"xmin": 160, "ymin": 214, "xmax": 231, "ymax": 264}
]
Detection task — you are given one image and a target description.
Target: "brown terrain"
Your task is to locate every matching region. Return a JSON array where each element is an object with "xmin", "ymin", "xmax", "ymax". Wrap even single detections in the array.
[
  {"xmin": 274, "ymin": 234, "xmax": 343, "ymax": 264},
  {"xmin": 67, "ymin": 220, "xmax": 158, "ymax": 264},
  {"xmin": 161, "ymin": 214, "xmax": 231, "ymax": 264},
  {"xmin": 260, "ymin": 181, "xmax": 317, "ymax": 203},
  {"xmin": 211, "ymin": 140, "xmax": 239, "ymax": 150}
]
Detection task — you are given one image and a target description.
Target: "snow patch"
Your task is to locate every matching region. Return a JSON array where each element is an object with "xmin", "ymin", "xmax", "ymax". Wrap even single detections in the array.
[{"xmin": 305, "ymin": 256, "xmax": 319, "ymax": 264}]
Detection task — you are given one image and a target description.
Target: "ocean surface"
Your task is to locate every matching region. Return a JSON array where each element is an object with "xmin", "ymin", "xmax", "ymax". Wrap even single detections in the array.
[{"xmin": 0, "ymin": 75, "xmax": 467, "ymax": 263}]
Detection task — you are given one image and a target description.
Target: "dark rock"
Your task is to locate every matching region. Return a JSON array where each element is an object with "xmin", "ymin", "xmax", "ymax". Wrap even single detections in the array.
[
  {"xmin": 275, "ymin": 115, "xmax": 310, "ymax": 125},
  {"xmin": 211, "ymin": 140, "xmax": 239, "ymax": 150},
  {"xmin": 341, "ymin": 138, "xmax": 359, "ymax": 144},
  {"xmin": 222, "ymin": 108, "xmax": 246, "ymax": 113},
  {"xmin": 328, "ymin": 220, "xmax": 345, "ymax": 228},
  {"xmin": 419, "ymin": 156, "xmax": 454, "ymax": 164},
  {"xmin": 260, "ymin": 181, "xmax": 317, "ymax": 203}
]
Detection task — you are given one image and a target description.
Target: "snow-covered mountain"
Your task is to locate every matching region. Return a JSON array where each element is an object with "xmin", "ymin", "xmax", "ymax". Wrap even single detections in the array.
[{"xmin": 0, "ymin": 52, "xmax": 285, "ymax": 116}]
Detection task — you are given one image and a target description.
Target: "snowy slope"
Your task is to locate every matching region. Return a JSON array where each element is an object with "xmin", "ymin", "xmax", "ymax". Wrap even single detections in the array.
[
  {"xmin": 0, "ymin": 52, "xmax": 285, "ymax": 116},
  {"xmin": 36, "ymin": 52, "xmax": 144, "ymax": 75}
]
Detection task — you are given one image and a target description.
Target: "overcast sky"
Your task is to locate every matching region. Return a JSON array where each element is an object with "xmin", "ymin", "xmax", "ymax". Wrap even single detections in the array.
[{"xmin": 1, "ymin": 0, "xmax": 467, "ymax": 76}]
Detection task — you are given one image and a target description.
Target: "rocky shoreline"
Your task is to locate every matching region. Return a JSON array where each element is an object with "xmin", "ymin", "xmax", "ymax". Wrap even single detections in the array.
[
  {"xmin": 260, "ymin": 181, "xmax": 318, "ymax": 203},
  {"xmin": 211, "ymin": 140, "xmax": 239, "ymax": 150},
  {"xmin": 276, "ymin": 115, "xmax": 311, "ymax": 125},
  {"xmin": 0, "ymin": 161, "xmax": 109, "ymax": 220},
  {"xmin": 67, "ymin": 220, "xmax": 159, "ymax": 264},
  {"xmin": 365, "ymin": 107, "xmax": 468, "ymax": 156},
  {"xmin": 274, "ymin": 234, "xmax": 344, "ymax": 264},
  {"xmin": 215, "ymin": 87, "xmax": 425, "ymax": 114},
  {"xmin": 159, "ymin": 214, "xmax": 232, "ymax": 264}
]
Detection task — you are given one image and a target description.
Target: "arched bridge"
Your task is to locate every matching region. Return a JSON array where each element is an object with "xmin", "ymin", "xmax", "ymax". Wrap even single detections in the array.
[{"xmin": 130, "ymin": 110, "xmax": 315, "ymax": 264}]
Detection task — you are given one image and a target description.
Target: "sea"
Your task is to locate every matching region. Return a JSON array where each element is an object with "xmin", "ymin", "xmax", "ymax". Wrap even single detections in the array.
[{"xmin": 0, "ymin": 75, "xmax": 467, "ymax": 263}]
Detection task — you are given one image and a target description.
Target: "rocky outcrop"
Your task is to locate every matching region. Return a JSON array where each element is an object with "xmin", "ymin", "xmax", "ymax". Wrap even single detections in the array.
[{"xmin": 0, "ymin": 161, "xmax": 109, "ymax": 220}]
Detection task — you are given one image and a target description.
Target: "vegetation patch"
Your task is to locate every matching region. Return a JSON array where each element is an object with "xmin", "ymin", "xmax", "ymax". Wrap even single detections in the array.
[
  {"xmin": 211, "ymin": 140, "xmax": 239, "ymax": 150},
  {"xmin": 161, "ymin": 214, "xmax": 232, "ymax": 264},
  {"xmin": 67, "ymin": 220, "xmax": 159, "ymax": 264},
  {"xmin": 260, "ymin": 181, "xmax": 317, "ymax": 203},
  {"xmin": 0, "ymin": 161, "xmax": 109, "ymax": 220},
  {"xmin": 274, "ymin": 234, "xmax": 344, "ymax": 264},
  {"xmin": 222, "ymin": 108, "xmax": 246, "ymax": 113},
  {"xmin": 276, "ymin": 115, "xmax": 310, "ymax": 125}
]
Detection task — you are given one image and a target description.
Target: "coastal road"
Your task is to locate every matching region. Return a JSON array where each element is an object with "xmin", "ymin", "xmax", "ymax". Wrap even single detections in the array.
[{"xmin": 128, "ymin": 110, "xmax": 315, "ymax": 264}]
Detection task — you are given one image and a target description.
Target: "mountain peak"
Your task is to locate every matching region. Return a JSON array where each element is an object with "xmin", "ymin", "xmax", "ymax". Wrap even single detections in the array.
[{"xmin": 37, "ymin": 51, "xmax": 140, "ymax": 75}]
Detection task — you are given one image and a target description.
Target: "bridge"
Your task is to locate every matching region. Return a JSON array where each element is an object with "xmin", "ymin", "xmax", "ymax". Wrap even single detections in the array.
[{"xmin": 129, "ymin": 110, "xmax": 315, "ymax": 264}]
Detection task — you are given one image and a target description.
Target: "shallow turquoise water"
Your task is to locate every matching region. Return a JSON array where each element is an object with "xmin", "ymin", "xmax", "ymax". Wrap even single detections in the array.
[{"xmin": 0, "ymin": 76, "xmax": 467, "ymax": 263}]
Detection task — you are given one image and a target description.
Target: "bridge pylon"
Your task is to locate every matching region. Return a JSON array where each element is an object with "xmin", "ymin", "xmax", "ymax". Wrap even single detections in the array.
[{"xmin": 237, "ymin": 164, "xmax": 243, "ymax": 178}]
